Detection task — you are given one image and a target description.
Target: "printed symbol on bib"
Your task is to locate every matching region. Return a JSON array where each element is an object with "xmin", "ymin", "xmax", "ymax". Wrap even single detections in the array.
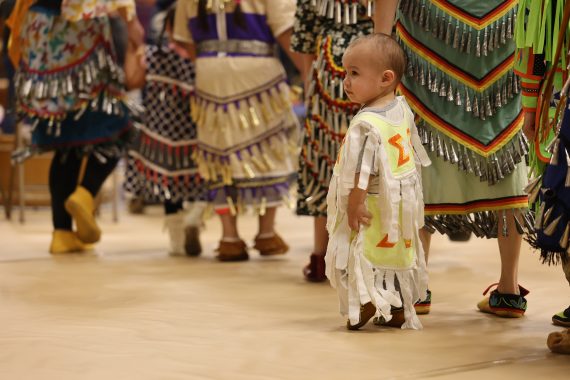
[
  {"xmin": 388, "ymin": 133, "xmax": 410, "ymax": 167},
  {"xmin": 377, "ymin": 234, "xmax": 396, "ymax": 248}
]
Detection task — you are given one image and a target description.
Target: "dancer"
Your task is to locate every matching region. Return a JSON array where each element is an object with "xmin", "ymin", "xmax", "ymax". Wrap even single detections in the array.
[
  {"xmin": 384, "ymin": 0, "xmax": 530, "ymax": 317},
  {"xmin": 326, "ymin": 34, "xmax": 429, "ymax": 330},
  {"xmin": 125, "ymin": 4, "xmax": 207, "ymax": 256},
  {"xmin": 174, "ymin": 0, "xmax": 302, "ymax": 261},
  {"xmin": 292, "ymin": 0, "xmax": 399, "ymax": 282},
  {"xmin": 8, "ymin": 0, "xmax": 143, "ymax": 254},
  {"xmin": 514, "ymin": 0, "xmax": 570, "ymax": 353}
]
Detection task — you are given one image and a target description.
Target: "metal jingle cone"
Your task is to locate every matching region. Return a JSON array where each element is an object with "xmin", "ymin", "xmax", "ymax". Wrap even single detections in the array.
[
  {"xmin": 501, "ymin": 210, "xmax": 508, "ymax": 237},
  {"xmin": 351, "ymin": 2, "xmax": 358, "ymax": 25},
  {"xmin": 465, "ymin": 88, "xmax": 472, "ymax": 112},
  {"xmin": 443, "ymin": 139, "xmax": 450, "ymax": 162},
  {"xmin": 523, "ymin": 211, "xmax": 535, "ymax": 233},
  {"xmin": 439, "ymin": 13, "xmax": 447, "ymax": 40},
  {"xmin": 449, "ymin": 143, "xmax": 459, "ymax": 164},
  {"xmin": 495, "ymin": 155, "xmax": 504, "ymax": 179},
  {"xmin": 432, "ymin": 74, "xmax": 439, "ymax": 93},
  {"xmin": 472, "ymin": 95, "xmax": 479, "ymax": 116},
  {"xmin": 494, "ymin": 21, "xmax": 500, "ymax": 48},
  {"xmin": 444, "ymin": 19, "xmax": 452, "ymax": 44},
  {"xmin": 479, "ymin": 96, "xmax": 486, "ymax": 120},
  {"xmin": 518, "ymin": 134, "xmax": 529, "ymax": 156},
  {"xmin": 483, "ymin": 28, "xmax": 489, "ymax": 56},
  {"xmin": 500, "ymin": 18, "xmax": 506, "ymax": 44},
  {"xmin": 447, "ymin": 82, "xmax": 454, "ymax": 102},
  {"xmin": 335, "ymin": 0, "xmax": 341, "ymax": 23},
  {"xmin": 433, "ymin": 12, "xmax": 439, "ymax": 38},
  {"xmin": 436, "ymin": 133, "xmax": 444, "ymax": 157},
  {"xmin": 453, "ymin": 21, "xmax": 460, "ymax": 48},
  {"xmin": 419, "ymin": 3, "xmax": 425, "ymax": 26},
  {"xmin": 524, "ymin": 175, "xmax": 542, "ymax": 195},
  {"xmin": 439, "ymin": 78, "xmax": 447, "ymax": 97},
  {"xmin": 513, "ymin": 212, "xmax": 526, "ymax": 235},
  {"xmin": 476, "ymin": 31, "xmax": 481, "ymax": 57},
  {"xmin": 464, "ymin": 149, "xmax": 474, "ymax": 173},
  {"xmin": 460, "ymin": 24, "xmax": 467, "ymax": 52},
  {"xmin": 507, "ymin": 15, "xmax": 513, "ymax": 39},
  {"xmin": 543, "ymin": 206, "xmax": 555, "ymax": 227},
  {"xmin": 488, "ymin": 24, "xmax": 495, "ymax": 52},
  {"xmin": 466, "ymin": 29, "xmax": 472, "ymax": 54},
  {"xmin": 455, "ymin": 87, "xmax": 462, "ymax": 106},
  {"xmin": 550, "ymin": 138, "xmax": 561, "ymax": 165},
  {"xmin": 495, "ymin": 90, "xmax": 502, "ymax": 109},
  {"xmin": 485, "ymin": 95, "xmax": 493, "ymax": 117},
  {"xmin": 560, "ymin": 223, "xmax": 570, "ymax": 249},
  {"xmin": 544, "ymin": 214, "xmax": 563, "ymax": 236},
  {"xmin": 425, "ymin": 6, "xmax": 431, "ymax": 31}
]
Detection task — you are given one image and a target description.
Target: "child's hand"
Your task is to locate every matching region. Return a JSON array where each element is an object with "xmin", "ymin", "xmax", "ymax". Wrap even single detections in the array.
[{"xmin": 347, "ymin": 189, "xmax": 372, "ymax": 231}]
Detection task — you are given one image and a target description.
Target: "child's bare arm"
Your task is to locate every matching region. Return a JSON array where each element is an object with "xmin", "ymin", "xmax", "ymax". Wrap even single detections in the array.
[{"xmin": 347, "ymin": 174, "xmax": 372, "ymax": 231}]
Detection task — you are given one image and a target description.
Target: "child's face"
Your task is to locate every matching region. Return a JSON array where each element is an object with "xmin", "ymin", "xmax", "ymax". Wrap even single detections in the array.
[{"xmin": 342, "ymin": 44, "xmax": 393, "ymax": 105}]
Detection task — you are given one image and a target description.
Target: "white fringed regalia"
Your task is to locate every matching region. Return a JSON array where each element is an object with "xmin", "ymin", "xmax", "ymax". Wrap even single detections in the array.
[{"xmin": 326, "ymin": 97, "xmax": 431, "ymax": 329}]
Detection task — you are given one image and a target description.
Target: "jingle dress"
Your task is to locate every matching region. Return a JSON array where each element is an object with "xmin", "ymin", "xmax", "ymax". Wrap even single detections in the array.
[
  {"xmin": 396, "ymin": 0, "xmax": 530, "ymax": 237},
  {"xmin": 292, "ymin": 0, "xmax": 375, "ymax": 217},
  {"xmin": 326, "ymin": 97, "xmax": 430, "ymax": 329},
  {"xmin": 11, "ymin": 0, "xmax": 134, "ymax": 160},
  {"xmin": 124, "ymin": 44, "xmax": 206, "ymax": 204},
  {"xmin": 173, "ymin": 0, "xmax": 299, "ymax": 215}
]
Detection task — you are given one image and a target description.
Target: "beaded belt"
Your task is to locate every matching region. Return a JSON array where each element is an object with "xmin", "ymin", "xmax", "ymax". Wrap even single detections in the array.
[{"xmin": 196, "ymin": 39, "xmax": 275, "ymax": 56}]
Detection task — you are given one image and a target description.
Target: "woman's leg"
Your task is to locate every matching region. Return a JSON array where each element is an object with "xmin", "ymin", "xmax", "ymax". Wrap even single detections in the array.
[
  {"xmin": 255, "ymin": 207, "xmax": 289, "ymax": 256},
  {"xmin": 48, "ymin": 152, "xmax": 91, "ymax": 254},
  {"xmin": 303, "ymin": 216, "xmax": 328, "ymax": 282},
  {"xmin": 314, "ymin": 216, "xmax": 328, "ymax": 255},
  {"xmin": 258, "ymin": 207, "xmax": 277, "ymax": 236},
  {"xmin": 49, "ymin": 151, "xmax": 81, "ymax": 230},
  {"xmin": 496, "ymin": 210, "xmax": 522, "ymax": 295},
  {"xmin": 80, "ymin": 155, "xmax": 119, "ymax": 197},
  {"xmin": 65, "ymin": 154, "xmax": 119, "ymax": 244},
  {"xmin": 216, "ymin": 212, "xmax": 248, "ymax": 261},
  {"xmin": 220, "ymin": 213, "xmax": 239, "ymax": 239}
]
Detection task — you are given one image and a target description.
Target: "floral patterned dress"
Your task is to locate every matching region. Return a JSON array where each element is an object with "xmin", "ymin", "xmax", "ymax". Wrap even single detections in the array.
[{"xmin": 292, "ymin": 0, "xmax": 374, "ymax": 217}]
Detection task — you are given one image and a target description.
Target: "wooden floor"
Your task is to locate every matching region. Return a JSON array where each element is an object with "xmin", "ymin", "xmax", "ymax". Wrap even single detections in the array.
[{"xmin": 1, "ymin": 205, "xmax": 570, "ymax": 379}]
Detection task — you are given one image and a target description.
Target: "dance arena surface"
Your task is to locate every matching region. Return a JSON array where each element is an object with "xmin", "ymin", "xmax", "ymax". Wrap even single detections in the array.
[{"xmin": 1, "ymin": 206, "xmax": 570, "ymax": 380}]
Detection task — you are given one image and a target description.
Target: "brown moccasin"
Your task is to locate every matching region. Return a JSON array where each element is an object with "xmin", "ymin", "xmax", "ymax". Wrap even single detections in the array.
[
  {"xmin": 253, "ymin": 233, "xmax": 289, "ymax": 256},
  {"xmin": 216, "ymin": 239, "xmax": 249, "ymax": 262}
]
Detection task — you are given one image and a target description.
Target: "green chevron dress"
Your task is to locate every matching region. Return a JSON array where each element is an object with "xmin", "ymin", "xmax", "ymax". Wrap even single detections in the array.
[{"xmin": 397, "ymin": 0, "xmax": 530, "ymax": 238}]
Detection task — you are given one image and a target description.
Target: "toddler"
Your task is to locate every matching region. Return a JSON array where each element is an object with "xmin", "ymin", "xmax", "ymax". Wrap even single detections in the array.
[{"xmin": 326, "ymin": 33, "xmax": 430, "ymax": 330}]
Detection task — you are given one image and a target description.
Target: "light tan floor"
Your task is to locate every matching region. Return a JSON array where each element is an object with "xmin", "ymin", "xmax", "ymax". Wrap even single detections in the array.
[{"xmin": 1, "ymin": 206, "xmax": 569, "ymax": 380}]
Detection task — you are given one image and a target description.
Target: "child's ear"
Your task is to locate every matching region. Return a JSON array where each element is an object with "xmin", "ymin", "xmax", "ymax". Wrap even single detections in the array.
[{"xmin": 381, "ymin": 69, "xmax": 396, "ymax": 87}]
